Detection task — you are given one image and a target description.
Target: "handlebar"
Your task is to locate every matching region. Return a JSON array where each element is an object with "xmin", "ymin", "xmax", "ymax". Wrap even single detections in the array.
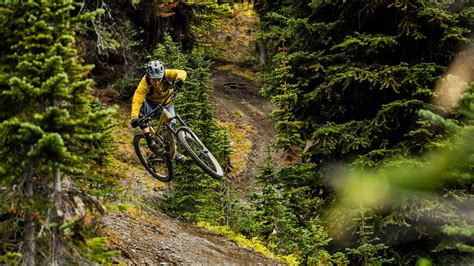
[{"xmin": 137, "ymin": 85, "xmax": 179, "ymax": 127}]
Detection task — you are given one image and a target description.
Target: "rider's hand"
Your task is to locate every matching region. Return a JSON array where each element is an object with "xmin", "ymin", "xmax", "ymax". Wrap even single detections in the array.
[
  {"xmin": 130, "ymin": 118, "xmax": 140, "ymax": 128},
  {"xmin": 174, "ymin": 79, "xmax": 184, "ymax": 89}
]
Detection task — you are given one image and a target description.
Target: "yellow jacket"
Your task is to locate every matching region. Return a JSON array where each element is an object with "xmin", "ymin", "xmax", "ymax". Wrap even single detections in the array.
[{"xmin": 130, "ymin": 69, "xmax": 187, "ymax": 119}]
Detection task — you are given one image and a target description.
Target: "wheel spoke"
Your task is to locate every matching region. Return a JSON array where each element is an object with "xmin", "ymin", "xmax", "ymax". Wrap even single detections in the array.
[
  {"xmin": 177, "ymin": 129, "xmax": 224, "ymax": 179},
  {"xmin": 133, "ymin": 134, "xmax": 173, "ymax": 182},
  {"xmin": 188, "ymin": 134, "xmax": 217, "ymax": 170}
]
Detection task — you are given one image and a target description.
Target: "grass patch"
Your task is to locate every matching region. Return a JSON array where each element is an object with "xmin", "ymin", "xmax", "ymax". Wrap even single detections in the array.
[
  {"xmin": 104, "ymin": 104, "xmax": 166, "ymax": 197},
  {"xmin": 198, "ymin": 221, "xmax": 299, "ymax": 265},
  {"xmin": 216, "ymin": 63, "xmax": 259, "ymax": 83},
  {"xmin": 233, "ymin": 110, "xmax": 242, "ymax": 117},
  {"xmin": 216, "ymin": 120, "xmax": 254, "ymax": 177}
]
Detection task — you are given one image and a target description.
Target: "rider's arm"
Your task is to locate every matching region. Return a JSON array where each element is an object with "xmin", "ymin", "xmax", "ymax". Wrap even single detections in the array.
[
  {"xmin": 131, "ymin": 76, "xmax": 150, "ymax": 119},
  {"xmin": 165, "ymin": 69, "xmax": 187, "ymax": 82}
]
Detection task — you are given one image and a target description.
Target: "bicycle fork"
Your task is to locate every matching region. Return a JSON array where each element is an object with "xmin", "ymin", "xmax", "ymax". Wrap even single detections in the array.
[{"xmin": 175, "ymin": 116, "xmax": 210, "ymax": 154}]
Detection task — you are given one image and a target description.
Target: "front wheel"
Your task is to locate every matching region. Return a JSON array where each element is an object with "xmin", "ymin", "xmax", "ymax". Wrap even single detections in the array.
[
  {"xmin": 177, "ymin": 128, "xmax": 224, "ymax": 179},
  {"xmin": 133, "ymin": 134, "xmax": 174, "ymax": 182}
]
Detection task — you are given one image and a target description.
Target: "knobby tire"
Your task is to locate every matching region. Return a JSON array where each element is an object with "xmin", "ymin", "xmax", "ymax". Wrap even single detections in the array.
[
  {"xmin": 133, "ymin": 134, "xmax": 174, "ymax": 182},
  {"xmin": 176, "ymin": 128, "xmax": 224, "ymax": 179}
]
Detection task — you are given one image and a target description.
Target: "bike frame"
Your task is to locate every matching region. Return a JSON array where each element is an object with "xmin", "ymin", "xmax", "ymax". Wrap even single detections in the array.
[
  {"xmin": 135, "ymin": 86, "xmax": 224, "ymax": 179},
  {"xmin": 138, "ymin": 89, "xmax": 211, "ymax": 156}
]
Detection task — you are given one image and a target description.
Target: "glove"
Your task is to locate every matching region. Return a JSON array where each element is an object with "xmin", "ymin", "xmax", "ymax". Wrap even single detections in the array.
[
  {"xmin": 174, "ymin": 79, "xmax": 184, "ymax": 89},
  {"xmin": 130, "ymin": 118, "xmax": 140, "ymax": 128}
]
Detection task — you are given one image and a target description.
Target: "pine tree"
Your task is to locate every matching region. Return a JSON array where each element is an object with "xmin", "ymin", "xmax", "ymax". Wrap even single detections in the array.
[
  {"xmin": 0, "ymin": 1, "xmax": 116, "ymax": 264},
  {"xmin": 140, "ymin": 34, "xmax": 232, "ymax": 224},
  {"xmin": 252, "ymin": 0, "xmax": 473, "ymax": 264},
  {"xmin": 258, "ymin": 0, "xmax": 472, "ymax": 162},
  {"xmin": 344, "ymin": 207, "xmax": 394, "ymax": 265}
]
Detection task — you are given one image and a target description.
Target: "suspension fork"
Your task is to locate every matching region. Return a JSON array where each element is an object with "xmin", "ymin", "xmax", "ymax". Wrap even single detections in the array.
[{"xmin": 174, "ymin": 115, "xmax": 209, "ymax": 153}]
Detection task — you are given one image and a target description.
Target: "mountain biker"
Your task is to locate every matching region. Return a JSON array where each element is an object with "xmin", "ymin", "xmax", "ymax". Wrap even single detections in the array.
[{"xmin": 130, "ymin": 59, "xmax": 186, "ymax": 162}]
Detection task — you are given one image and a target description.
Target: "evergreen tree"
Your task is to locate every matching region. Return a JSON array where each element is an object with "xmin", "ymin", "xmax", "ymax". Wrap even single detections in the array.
[
  {"xmin": 139, "ymin": 34, "xmax": 232, "ymax": 224},
  {"xmin": 258, "ymin": 0, "xmax": 472, "ymax": 162},
  {"xmin": 251, "ymin": 0, "xmax": 473, "ymax": 263},
  {"xmin": 0, "ymin": 1, "xmax": 116, "ymax": 264},
  {"xmin": 344, "ymin": 207, "xmax": 394, "ymax": 265},
  {"xmin": 247, "ymin": 162, "xmax": 346, "ymax": 263}
]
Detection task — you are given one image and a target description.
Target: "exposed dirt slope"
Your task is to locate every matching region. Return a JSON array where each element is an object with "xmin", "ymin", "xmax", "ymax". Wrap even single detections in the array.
[
  {"xmin": 101, "ymin": 209, "xmax": 274, "ymax": 265},
  {"xmin": 97, "ymin": 4, "xmax": 280, "ymax": 264},
  {"xmin": 211, "ymin": 64, "xmax": 278, "ymax": 194},
  {"xmin": 97, "ymin": 86, "xmax": 278, "ymax": 264}
]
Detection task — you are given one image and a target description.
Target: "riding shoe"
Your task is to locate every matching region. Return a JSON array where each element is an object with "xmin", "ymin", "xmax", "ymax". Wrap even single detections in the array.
[
  {"xmin": 148, "ymin": 139, "xmax": 186, "ymax": 161},
  {"xmin": 147, "ymin": 139, "xmax": 165, "ymax": 155}
]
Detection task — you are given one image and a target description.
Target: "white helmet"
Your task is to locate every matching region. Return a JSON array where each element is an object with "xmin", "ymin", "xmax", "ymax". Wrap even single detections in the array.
[{"xmin": 146, "ymin": 60, "xmax": 165, "ymax": 79}]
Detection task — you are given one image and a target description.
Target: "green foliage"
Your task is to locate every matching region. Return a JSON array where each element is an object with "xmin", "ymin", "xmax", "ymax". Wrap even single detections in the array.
[
  {"xmin": 329, "ymin": 91, "xmax": 474, "ymax": 263},
  {"xmin": 76, "ymin": 237, "xmax": 121, "ymax": 264},
  {"xmin": 0, "ymin": 0, "xmax": 117, "ymax": 263},
  {"xmin": 251, "ymin": 0, "xmax": 474, "ymax": 264},
  {"xmin": 258, "ymin": 0, "xmax": 472, "ymax": 158},
  {"xmin": 344, "ymin": 208, "xmax": 395, "ymax": 265},
  {"xmin": 190, "ymin": 2, "xmax": 233, "ymax": 47},
  {"xmin": 0, "ymin": 252, "xmax": 21, "ymax": 265},
  {"xmin": 239, "ymin": 161, "xmax": 346, "ymax": 263},
  {"xmin": 137, "ymin": 34, "xmax": 232, "ymax": 225}
]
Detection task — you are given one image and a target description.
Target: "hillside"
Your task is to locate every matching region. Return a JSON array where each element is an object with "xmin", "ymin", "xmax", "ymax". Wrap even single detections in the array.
[
  {"xmin": 2, "ymin": 1, "xmax": 472, "ymax": 264},
  {"xmin": 96, "ymin": 64, "xmax": 280, "ymax": 263},
  {"xmin": 100, "ymin": 207, "xmax": 273, "ymax": 264},
  {"xmin": 95, "ymin": 4, "xmax": 282, "ymax": 264}
]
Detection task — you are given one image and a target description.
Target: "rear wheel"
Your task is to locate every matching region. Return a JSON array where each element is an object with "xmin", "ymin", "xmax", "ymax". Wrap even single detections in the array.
[
  {"xmin": 177, "ymin": 128, "xmax": 224, "ymax": 179},
  {"xmin": 133, "ymin": 134, "xmax": 173, "ymax": 182}
]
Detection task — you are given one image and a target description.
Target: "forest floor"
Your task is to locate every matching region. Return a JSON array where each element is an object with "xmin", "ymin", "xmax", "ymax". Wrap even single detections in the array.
[
  {"xmin": 100, "ymin": 205, "xmax": 273, "ymax": 265},
  {"xmin": 210, "ymin": 63, "xmax": 280, "ymax": 197},
  {"xmin": 97, "ymin": 4, "xmax": 282, "ymax": 264}
]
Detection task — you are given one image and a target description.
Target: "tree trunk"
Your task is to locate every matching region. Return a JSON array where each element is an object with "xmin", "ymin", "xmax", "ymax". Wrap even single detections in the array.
[
  {"xmin": 21, "ymin": 163, "xmax": 35, "ymax": 266},
  {"xmin": 258, "ymin": 41, "xmax": 267, "ymax": 65},
  {"xmin": 51, "ymin": 167, "xmax": 62, "ymax": 266}
]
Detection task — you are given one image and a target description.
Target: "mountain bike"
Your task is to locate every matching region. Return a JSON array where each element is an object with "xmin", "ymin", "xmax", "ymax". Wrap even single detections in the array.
[{"xmin": 133, "ymin": 88, "xmax": 224, "ymax": 182}]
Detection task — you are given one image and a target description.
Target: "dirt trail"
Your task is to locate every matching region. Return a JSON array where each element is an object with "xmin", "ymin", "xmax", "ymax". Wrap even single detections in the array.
[
  {"xmin": 98, "ymin": 64, "xmax": 279, "ymax": 265},
  {"xmin": 101, "ymin": 209, "xmax": 274, "ymax": 265},
  {"xmin": 98, "ymin": 5, "xmax": 280, "ymax": 264},
  {"xmin": 211, "ymin": 65, "xmax": 278, "ymax": 194}
]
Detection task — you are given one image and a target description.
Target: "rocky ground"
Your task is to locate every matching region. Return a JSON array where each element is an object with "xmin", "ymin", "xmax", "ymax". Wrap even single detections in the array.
[{"xmin": 100, "ymin": 207, "xmax": 274, "ymax": 265}]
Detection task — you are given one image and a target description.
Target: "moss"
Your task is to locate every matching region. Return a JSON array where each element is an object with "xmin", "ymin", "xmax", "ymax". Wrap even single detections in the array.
[
  {"xmin": 197, "ymin": 221, "xmax": 299, "ymax": 265},
  {"xmin": 216, "ymin": 63, "xmax": 259, "ymax": 83},
  {"xmin": 216, "ymin": 120, "xmax": 254, "ymax": 177}
]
